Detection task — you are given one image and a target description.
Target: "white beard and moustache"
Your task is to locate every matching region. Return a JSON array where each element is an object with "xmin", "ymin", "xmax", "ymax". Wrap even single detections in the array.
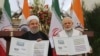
[
  {"xmin": 30, "ymin": 28, "xmax": 39, "ymax": 34},
  {"xmin": 64, "ymin": 26, "xmax": 73, "ymax": 31}
]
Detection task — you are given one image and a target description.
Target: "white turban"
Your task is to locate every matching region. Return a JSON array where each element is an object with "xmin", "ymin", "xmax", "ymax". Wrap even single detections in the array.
[{"xmin": 27, "ymin": 15, "xmax": 39, "ymax": 24}]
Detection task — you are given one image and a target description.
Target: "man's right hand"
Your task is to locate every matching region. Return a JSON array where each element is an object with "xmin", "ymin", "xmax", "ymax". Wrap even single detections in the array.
[{"xmin": 37, "ymin": 38, "xmax": 42, "ymax": 42}]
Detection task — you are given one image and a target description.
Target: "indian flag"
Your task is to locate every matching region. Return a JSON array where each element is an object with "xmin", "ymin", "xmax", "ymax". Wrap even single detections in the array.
[
  {"xmin": 71, "ymin": 0, "xmax": 84, "ymax": 29},
  {"xmin": 19, "ymin": 0, "xmax": 30, "ymax": 31},
  {"xmin": 22, "ymin": 0, "xmax": 30, "ymax": 19}
]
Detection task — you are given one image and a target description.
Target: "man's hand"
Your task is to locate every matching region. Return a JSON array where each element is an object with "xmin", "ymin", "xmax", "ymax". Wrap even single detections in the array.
[
  {"xmin": 88, "ymin": 48, "xmax": 93, "ymax": 54},
  {"xmin": 37, "ymin": 38, "xmax": 42, "ymax": 42}
]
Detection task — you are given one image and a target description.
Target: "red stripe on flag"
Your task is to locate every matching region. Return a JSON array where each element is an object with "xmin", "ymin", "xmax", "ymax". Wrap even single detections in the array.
[
  {"xmin": 0, "ymin": 40, "xmax": 6, "ymax": 56},
  {"xmin": 0, "ymin": 45, "xmax": 6, "ymax": 56},
  {"xmin": 52, "ymin": 48, "xmax": 58, "ymax": 56}
]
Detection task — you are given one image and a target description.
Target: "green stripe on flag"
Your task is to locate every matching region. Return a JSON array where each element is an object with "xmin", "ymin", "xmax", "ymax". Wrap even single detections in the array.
[
  {"xmin": 4, "ymin": 0, "xmax": 11, "ymax": 18},
  {"xmin": 52, "ymin": 0, "xmax": 62, "ymax": 21}
]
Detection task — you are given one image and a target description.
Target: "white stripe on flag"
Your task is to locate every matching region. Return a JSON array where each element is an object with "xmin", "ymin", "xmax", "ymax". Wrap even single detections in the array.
[
  {"xmin": 71, "ymin": 10, "xmax": 81, "ymax": 27},
  {"xmin": 0, "ymin": 10, "xmax": 12, "ymax": 31},
  {"xmin": 49, "ymin": 8, "xmax": 63, "ymax": 48}
]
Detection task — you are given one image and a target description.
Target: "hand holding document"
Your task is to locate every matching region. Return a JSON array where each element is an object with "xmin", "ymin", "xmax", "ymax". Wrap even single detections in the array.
[
  {"xmin": 53, "ymin": 35, "xmax": 91, "ymax": 55},
  {"xmin": 9, "ymin": 37, "xmax": 49, "ymax": 56}
]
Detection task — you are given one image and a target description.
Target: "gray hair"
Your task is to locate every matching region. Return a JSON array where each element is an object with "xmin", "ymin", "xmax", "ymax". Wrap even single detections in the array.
[{"xmin": 62, "ymin": 16, "xmax": 74, "ymax": 23}]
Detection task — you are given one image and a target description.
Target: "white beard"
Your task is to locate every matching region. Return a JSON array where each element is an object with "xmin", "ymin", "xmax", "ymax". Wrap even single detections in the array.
[
  {"xmin": 30, "ymin": 28, "xmax": 39, "ymax": 34},
  {"xmin": 64, "ymin": 27, "xmax": 73, "ymax": 31}
]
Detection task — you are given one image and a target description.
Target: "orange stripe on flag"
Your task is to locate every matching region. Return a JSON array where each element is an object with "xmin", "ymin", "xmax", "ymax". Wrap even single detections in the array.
[
  {"xmin": 71, "ymin": 0, "xmax": 84, "ymax": 27},
  {"xmin": 22, "ymin": 0, "xmax": 30, "ymax": 19}
]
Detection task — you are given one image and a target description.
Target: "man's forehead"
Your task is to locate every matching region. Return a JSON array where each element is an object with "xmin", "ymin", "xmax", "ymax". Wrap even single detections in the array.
[
  {"xmin": 63, "ymin": 18, "xmax": 73, "ymax": 23},
  {"xmin": 63, "ymin": 17, "xmax": 72, "ymax": 20}
]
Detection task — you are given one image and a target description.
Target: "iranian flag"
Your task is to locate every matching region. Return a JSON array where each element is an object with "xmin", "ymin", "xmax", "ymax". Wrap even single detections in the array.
[
  {"xmin": 49, "ymin": 0, "xmax": 63, "ymax": 48},
  {"xmin": 71, "ymin": 0, "xmax": 84, "ymax": 29},
  {"xmin": 0, "ymin": 0, "xmax": 12, "ymax": 31},
  {"xmin": 0, "ymin": 38, "xmax": 6, "ymax": 56},
  {"xmin": 48, "ymin": 0, "xmax": 63, "ymax": 56},
  {"xmin": 0, "ymin": 0, "xmax": 12, "ymax": 56}
]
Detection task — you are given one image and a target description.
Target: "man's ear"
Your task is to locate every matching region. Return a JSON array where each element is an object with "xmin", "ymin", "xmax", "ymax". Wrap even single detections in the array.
[
  {"xmin": 72, "ymin": 22, "xmax": 73, "ymax": 25},
  {"xmin": 38, "ymin": 23, "xmax": 40, "ymax": 26},
  {"xmin": 38, "ymin": 23, "xmax": 41, "ymax": 28}
]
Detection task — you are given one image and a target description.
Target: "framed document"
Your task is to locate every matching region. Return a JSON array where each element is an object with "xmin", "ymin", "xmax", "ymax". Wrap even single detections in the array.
[
  {"xmin": 53, "ymin": 35, "xmax": 90, "ymax": 55},
  {"xmin": 9, "ymin": 37, "xmax": 49, "ymax": 56}
]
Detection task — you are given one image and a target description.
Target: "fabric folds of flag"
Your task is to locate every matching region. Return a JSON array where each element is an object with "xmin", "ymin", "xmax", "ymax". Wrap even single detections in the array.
[
  {"xmin": 19, "ymin": 0, "xmax": 30, "ymax": 31},
  {"xmin": 71, "ymin": 0, "xmax": 84, "ymax": 28},
  {"xmin": 4, "ymin": 0, "xmax": 11, "ymax": 18},
  {"xmin": 0, "ymin": 0, "xmax": 12, "ymax": 31},
  {"xmin": 22, "ymin": 0, "xmax": 30, "ymax": 19},
  {"xmin": 48, "ymin": 0, "xmax": 63, "ymax": 56},
  {"xmin": 49, "ymin": 0, "xmax": 63, "ymax": 48},
  {"xmin": 0, "ymin": 38, "xmax": 6, "ymax": 56},
  {"xmin": 0, "ymin": 0, "xmax": 12, "ymax": 56}
]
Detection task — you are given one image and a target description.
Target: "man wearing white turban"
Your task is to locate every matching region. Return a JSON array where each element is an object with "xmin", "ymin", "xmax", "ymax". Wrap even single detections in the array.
[
  {"xmin": 20, "ymin": 15, "xmax": 52, "ymax": 56},
  {"xmin": 26, "ymin": 15, "xmax": 40, "ymax": 34}
]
